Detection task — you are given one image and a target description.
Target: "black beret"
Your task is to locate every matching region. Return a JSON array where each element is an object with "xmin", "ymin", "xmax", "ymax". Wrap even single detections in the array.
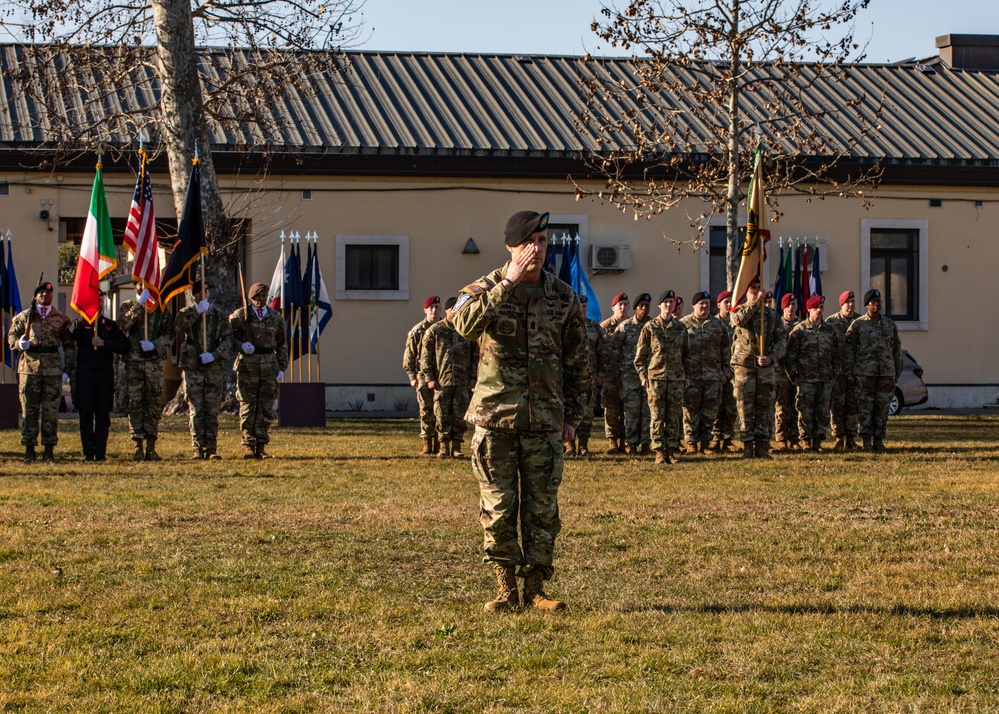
[
  {"xmin": 444, "ymin": 296, "xmax": 458, "ymax": 310},
  {"xmin": 34, "ymin": 282, "xmax": 54, "ymax": 295},
  {"xmin": 691, "ymin": 291, "xmax": 711, "ymax": 305},
  {"xmin": 657, "ymin": 290, "xmax": 675, "ymax": 304},
  {"xmin": 635, "ymin": 293, "xmax": 652, "ymax": 305},
  {"xmin": 504, "ymin": 211, "xmax": 549, "ymax": 247},
  {"xmin": 863, "ymin": 289, "xmax": 881, "ymax": 306}
]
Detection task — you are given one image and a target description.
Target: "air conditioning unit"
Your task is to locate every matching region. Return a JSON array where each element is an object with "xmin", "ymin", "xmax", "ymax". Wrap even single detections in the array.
[{"xmin": 590, "ymin": 245, "xmax": 632, "ymax": 271}]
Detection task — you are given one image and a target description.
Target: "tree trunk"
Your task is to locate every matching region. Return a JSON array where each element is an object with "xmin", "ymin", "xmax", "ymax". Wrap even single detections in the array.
[{"xmin": 725, "ymin": 0, "xmax": 742, "ymax": 292}]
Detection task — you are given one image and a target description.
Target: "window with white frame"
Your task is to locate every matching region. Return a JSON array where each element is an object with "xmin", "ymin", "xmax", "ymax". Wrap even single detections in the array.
[
  {"xmin": 335, "ymin": 234, "xmax": 409, "ymax": 300},
  {"xmin": 861, "ymin": 219, "xmax": 928, "ymax": 330}
]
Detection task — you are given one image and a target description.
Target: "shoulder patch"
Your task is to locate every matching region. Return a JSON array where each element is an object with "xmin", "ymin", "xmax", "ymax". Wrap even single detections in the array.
[
  {"xmin": 453, "ymin": 293, "xmax": 473, "ymax": 313},
  {"xmin": 464, "ymin": 284, "xmax": 484, "ymax": 295}
]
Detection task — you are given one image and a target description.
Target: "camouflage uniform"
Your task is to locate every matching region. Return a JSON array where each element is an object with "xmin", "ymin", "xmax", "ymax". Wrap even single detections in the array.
[
  {"xmin": 712, "ymin": 315, "xmax": 738, "ymax": 445},
  {"xmin": 730, "ymin": 302, "xmax": 787, "ymax": 445},
  {"xmin": 230, "ymin": 306, "xmax": 289, "ymax": 448},
  {"xmin": 614, "ymin": 315, "xmax": 652, "ymax": 450},
  {"xmin": 681, "ymin": 313, "xmax": 731, "ymax": 447},
  {"xmin": 575, "ymin": 318, "xmax": 606, "ymax": 446},
  {"xmin": 774, "ymin": 315, "xmax": 800, "ymax": 445},
  {"xmin": 786, "ymin": 319, "xmax": 841, "ymax": 443},
  {"xmin": 7, "ymin": 305, "xmax": 75, "ymax": 447},
  {"xmin": 453, "ymin": 263, "xmax": 589, "ymax": 581},
  {"xmin": 403, "ymin": 319, "xmax": 436, "ymax": 439},
  {"xmin": 118, "ymin": 300, "xmax": 175, "ymax": 443},
  {"xmin": 599, "ymin": 315, "xmax": 625, "ymax": 442},
  {"xmin": 419, "ymin": 318, "xmax": 478, "ymax": 450},
  {"xmin": 176, "ymin": 303, "xmax": 234, "ymax": 455},
  {"xmin": 634, "ymin": 315, "xmax": 689, "ymax": 452},
  {"xmin": 826, "ymin": 308, "xmax": 859, "ymax": 442},
  {"xmin": 845, "ymin": 313, "xmax": 902, "ymax": 441}
]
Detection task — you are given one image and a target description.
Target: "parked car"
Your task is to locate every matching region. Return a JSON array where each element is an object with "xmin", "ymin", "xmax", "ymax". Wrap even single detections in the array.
[{"xmin": 889, "ymin": 350, "xmax": 928, "ymax": 415}]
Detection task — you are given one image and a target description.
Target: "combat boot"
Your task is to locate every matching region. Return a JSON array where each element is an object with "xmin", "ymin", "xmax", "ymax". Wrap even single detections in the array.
[
  {"xmin": 563, "ymin": 440, "xmax": 576, "ymax": 458},
  {"xmin": 192, "ymin": 446, "xmax": 204, "ymax": 460},
  {"xmin": 789, "ymin": 439, "xmax": 803, "ymax": 452},
  {"xmin": 421, "ymin": 437, "xmax": 434, "ymax": 456},
  {"xmin": 483, "ymin": 565, "xmax": 519, "ymax": 613},
  {"xmin": 665, "ymin": 446, "xmax": 677, "ymax": 464},
  {"xmin": 833, "ymin": 436, "xmax": 847, "ymax": 452},
  {"xmin": 451, "ymin": 440, "xmax": 464, "ymax": 458},
  {"xmin": 655, "ymin": 449, "xmax": 668, "ymax": 465},
  {"xmin": 812, "ymin": 438, "xmax": 823, "ymax": 452},
  {"xmin": 606, "ymin": 438, "xmax": 622, "ymax": 454},
  {"xmin": 741, "ymin": 442, "xmax": 755, "ymax": 459},
  {"xmin": 256, "ymin": 443, "xmax": 273, "ymax": 459},
  {"xmin": 707, "ymin": 439, "xmax": 722, "ymax": 453},
  {"xmin": 873, "ymin": 438, "xmax": 887, "ymax": 453},
  {"xmin": 683, "ymin": 442, "xmax": 698, "ymax": 456},
  {"xmin": 438, "ymin": 439, "xmax": 452, "ymax": 458},
  {"xmin": 846, "ymin": 435, "xmax": 859, "ymax": 451},
  {"xmin": 23, "ymin": 445, "xmax": 36, "ymax": 464},
  {"xmin": 700, "ymin": 439, "xmax": 713, "ymax": 454},
  {"xmin": 577, "ymin": 437, "xmax": 590, "ymax": 457},
  {"xmin": 862, "ymin": 436, "xmax": 873, "ymax": 451},
  {"xmin": 145, "ymin": 438, "xmax": 162, "ymax": 462},
  {"xmin": 522, "ymin": 570, "xmax": 567, "ymax": 612},
  {"xmin": 639, "ymin": 443, "xmax": 652, "ymax": 456},
  {"xmin": 42, "ymin": 445, "xmax": 55, "ymax": 463},
  {"xmin": 207, "ymin": 450, "xmax": 222, "ymax": 461},
  {"xmin": 243, "ymin": 444, "xmax": 259, "ymax": 459},
  {"xmin": 724, "ymin": 438, "xmax": 741, "ymax": 453},
  {"xmin": 625, "ymin": 443, "xmax": 638, "ymax": 456},
  {"xmin": 755, "ymin": 440, "xmax": 772, "ymax": 460},
  {"xmin": 132, "ymin": 440, "xmax": 144, "ymax": 462},
  {"xmin": 774, "ymin": 439, "xmax": 788, "ymax": 452}
]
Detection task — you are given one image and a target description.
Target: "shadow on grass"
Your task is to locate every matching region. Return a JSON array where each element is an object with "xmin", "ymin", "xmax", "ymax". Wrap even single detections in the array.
[{"xmin": 639, "ymin": 602, "xmax": 999, "ymax": 619}]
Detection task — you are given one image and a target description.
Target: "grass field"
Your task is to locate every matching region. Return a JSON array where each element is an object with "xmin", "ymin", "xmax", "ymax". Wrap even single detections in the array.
[{"xmin": 2, "ymin": 413, "xmax": 999, "ymax": 712}]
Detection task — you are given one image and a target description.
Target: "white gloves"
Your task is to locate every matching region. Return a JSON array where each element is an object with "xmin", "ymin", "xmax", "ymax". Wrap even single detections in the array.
[
  {"xmin": 241, "ymin": 341, "xmax": 255, "ymax": 355},
  {"xmin": 196, "ymin": 299, "xmax": 210, "ymax": 314},
  {"xmin": 200, "ymin": 352, "xmax": 214, "ymax": 365},
  {"xmin": 140, "ymin": 340, "xmax": 155, "ymax": 352},
  {"xmin": 137, "ymin": 289, "xmax": 151, "ymax": 307},
  {"xmin": 17, "ymin": 338, "xmax": 30, "ymax": 351},
  {"xmin": 62, "ymin": 372, "xmax": 69, "ymax": 382},
  {"xmin": 276, "ymin": 370, "xmax": 284, "ymax": 382}
]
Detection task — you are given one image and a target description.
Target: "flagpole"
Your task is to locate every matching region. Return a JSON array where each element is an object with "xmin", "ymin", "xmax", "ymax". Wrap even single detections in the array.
[
  {"xmin": 307, "ymin": 232, "xmax": 313, "ymax": 384},
  {"xmin": 201, "ymin": 253, "xmax": 208, "ymax": 353},
  {"xmin": 314, "ymin": 232, "xmax": 323, "ymax": 384},
  {"xmin": 0, "ymin": 229, "xmax": 6, "ymax": 386}
]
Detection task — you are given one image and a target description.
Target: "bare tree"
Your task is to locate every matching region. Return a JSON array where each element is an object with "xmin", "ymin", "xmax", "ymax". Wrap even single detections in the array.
[
  {"xmin": 1, "ymin": 0, "xmax": 363, "ymax": 309},
  {"xmin": 579, "ymin": 0, "xmax": 883, "ymax": 288}
]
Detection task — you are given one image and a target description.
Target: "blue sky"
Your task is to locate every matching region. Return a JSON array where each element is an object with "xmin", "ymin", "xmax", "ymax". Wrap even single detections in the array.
[{"xmin": 356, "ymin": 0, "xmax": 998, "ymax": 62}]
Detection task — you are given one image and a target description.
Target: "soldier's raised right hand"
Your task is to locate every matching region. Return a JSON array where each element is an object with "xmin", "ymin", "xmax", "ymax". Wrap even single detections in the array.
[{"xmin": 241, "ymin": 341, "xmax": 255, "ymax": 355}]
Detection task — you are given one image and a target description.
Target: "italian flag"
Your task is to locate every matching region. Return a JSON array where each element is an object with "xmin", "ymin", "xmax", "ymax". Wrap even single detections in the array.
[{"xmin": 71, "ymin": 162, "xmax": 118, "ymax": 324}]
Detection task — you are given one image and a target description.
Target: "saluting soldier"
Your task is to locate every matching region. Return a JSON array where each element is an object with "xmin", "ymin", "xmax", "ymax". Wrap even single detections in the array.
[
  {"xmin": 175, "ymin": 281, "xmax": 234, "ymax": 460},
  {"xmin": 730, "ymin": 277, "xmax": 788, "ymax": 459},
  {"xmin": 710, "ymin": 291, "xmax": 740, "ymax": 453},
  {"xmin": 8, "ymin": 282, "xmax": 75, "ymax": 463},
  {"xmin": 635, "ymin": 290, "xmax": 690, "ymax": 465},
  {"xmin": 681, "ymin": 291, "xmax": 731, "ymax": 454},
  {"xmin": 118, "ymin": 280, "xmax": 174, "ymax": 461},
  {"xmin": 230, "ymin": 282, "xmax": 289, "ymax": 459},
  {"xmin": 404, "ymin": 296, "xmax": 442, "ymax": 456},
  {"xmin": 774, "ymin": 293, "xmax": 801, "ymax": 451},
  {"xmin": 614, "ymin": 292, "xmax": 653, "ymax": 456},
  {"xmin": 826, "ymin": 290, "xmax": 860, "ymax": 450},
  {"xmin": 599, "ymin": 293, "xmax": 629, "ymax": 453},
  {"xmin": 419, "ymin": 296, "xmax": 478, "ymax": 459},
  {"xmin": 453, "ymin": 210, "xmax": 589, "ymax": 613},
  {"xmin": 786, "ymin": 295, "xmax": 841, "ymax": 452},
  {"xmin": 845, "ymin": 289, "xmax": 902, "ymax": 452}
]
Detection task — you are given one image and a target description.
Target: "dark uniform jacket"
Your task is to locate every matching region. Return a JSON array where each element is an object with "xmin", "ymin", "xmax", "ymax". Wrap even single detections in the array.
[{"xmin": 70, "ymin": 316, "xmax": 130, "ymax": 372}]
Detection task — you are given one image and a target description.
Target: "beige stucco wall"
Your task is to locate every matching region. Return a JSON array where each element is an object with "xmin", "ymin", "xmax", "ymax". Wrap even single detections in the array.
[{"xmin": 1, "ymin": 167, "xmax": 995, "ymax": 402}]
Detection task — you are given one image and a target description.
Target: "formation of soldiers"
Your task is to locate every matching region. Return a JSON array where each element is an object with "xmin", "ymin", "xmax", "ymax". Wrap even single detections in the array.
[{"xmin": 7, "ymin": 279, "xmax": 288, "ymax": 463}]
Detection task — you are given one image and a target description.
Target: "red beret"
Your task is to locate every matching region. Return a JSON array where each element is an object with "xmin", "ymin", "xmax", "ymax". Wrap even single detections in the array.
[
  {"xmin": 611, "ymin": 292, "xmax": 628, "ymax": 307},
  {"xmin": 781, "ymin": 293, "xmax": 795, "ymax": 310},
  {"xmin": 839, "ymin": 290, "xmax": 854, "ymax": 306},
  {"xmin": 806, "ymin": 295, "xmax": 825, "ymax": 310},
  {"xmin": 423, "ymin": 295, "xmax": 440, "ymax": 310},
  {"xmin": 716, "ymin": 290, "xmax": 732, "ymax": 304}
]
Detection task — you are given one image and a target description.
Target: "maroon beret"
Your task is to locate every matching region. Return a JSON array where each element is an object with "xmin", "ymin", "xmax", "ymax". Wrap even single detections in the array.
[
  {"xmin": 716, "ymin": 290, "xmax": 732, "ymax": 304},
  {"xmin": 839, "ymin": 290, "xmax": 854, "ymax": 306},
  {"xmin": 781, "ymin": 293, "xmax": 796, "ymax": 310},
  {"xmin": 423, "ymin": 295, "xmax": 440, "ymax": 310},
  {"xmin": 806, "ymin": 295, "xmax": 825, "ymax": 310},
  {"xmin": 611, "ymin": 292, "xmax": 628, "ymax": 307}
]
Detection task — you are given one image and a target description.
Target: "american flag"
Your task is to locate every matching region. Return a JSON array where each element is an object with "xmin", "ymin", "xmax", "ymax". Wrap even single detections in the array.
[{"xmin": 123, "ymin": 151, "xmax": 160, "ymax": 308}]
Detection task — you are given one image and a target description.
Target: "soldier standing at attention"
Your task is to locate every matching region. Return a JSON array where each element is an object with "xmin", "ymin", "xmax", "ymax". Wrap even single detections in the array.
[
  {"xmin": 230, "ymin": 282, "xmax": 289, "ymax": 459},
  {"xmin": 681, "ymin": 291, "xmax": 731, "ymax": 455},
  {"xmin": 845, "ymin": 289, "xmax": 902, "ymax": 452},
  {"xmin": 8, "ymin": 282, "xmax": 75, "ymax": 463},
  {"xmin": 452, "ymin": 210, "xmax": 589, "ymax": 613},
  {"xmin": 672, "ymin": 296, "xmax": 684, "ymax": 319},
  {"xmin": 404, "ymin": 296, "xmax": 442, "ymax": 456},
  {"xmin": 118, "ymin": 280, "xmax": 174, "ymax": 461},
  {"xmin": 826, "ymin": 290, "xmax": 860, "ymax": 450},
  {"xmin": 69, "ymin": 290, "xmax": 129, "ymax": 462},
  {"xmin": 175, "ymin": 281, "xmax": 234, "ymax": 460},
  {"xmin": 774, "ymin": 294, "xmax": 801, "ymax": 451},
  {"xmin": 419, "ymin": 296, "xmax": 478, "ymax": 459},
  {"xmin": 786, "ymin": 295, "xmax": 840, "ymax": 452},
  {"xmin": 710, "ymin": 291, "xmax": 740, "ymax": 453},
  {"xmin": 570, "ymin": 293, "xmax": 606, "ymax": 457},
  {"xmin": 614, "ymin": 292, "xmax": 653, "ymax": 456},
  {"xmin": 599, "ymin": 293, "xmax": 629, "ymax": 453},
  {"xmin": 635, "ymin": 290, "xmax": 689, "ymax": 465},
  {"xmin": 730, "ymin": 277, "xmax": 787, "ymax": 459}
]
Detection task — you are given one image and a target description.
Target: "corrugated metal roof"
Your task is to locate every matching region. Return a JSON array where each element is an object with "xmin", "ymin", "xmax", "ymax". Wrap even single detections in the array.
[{"xmin": 2, "ymin": 45, "xmax": 999, "ymax": 165}]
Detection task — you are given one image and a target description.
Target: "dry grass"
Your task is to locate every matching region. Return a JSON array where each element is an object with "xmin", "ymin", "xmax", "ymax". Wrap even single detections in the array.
[{"xmin": 2, "ymin": 414, "xmax": 999, "ymax": 712}]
